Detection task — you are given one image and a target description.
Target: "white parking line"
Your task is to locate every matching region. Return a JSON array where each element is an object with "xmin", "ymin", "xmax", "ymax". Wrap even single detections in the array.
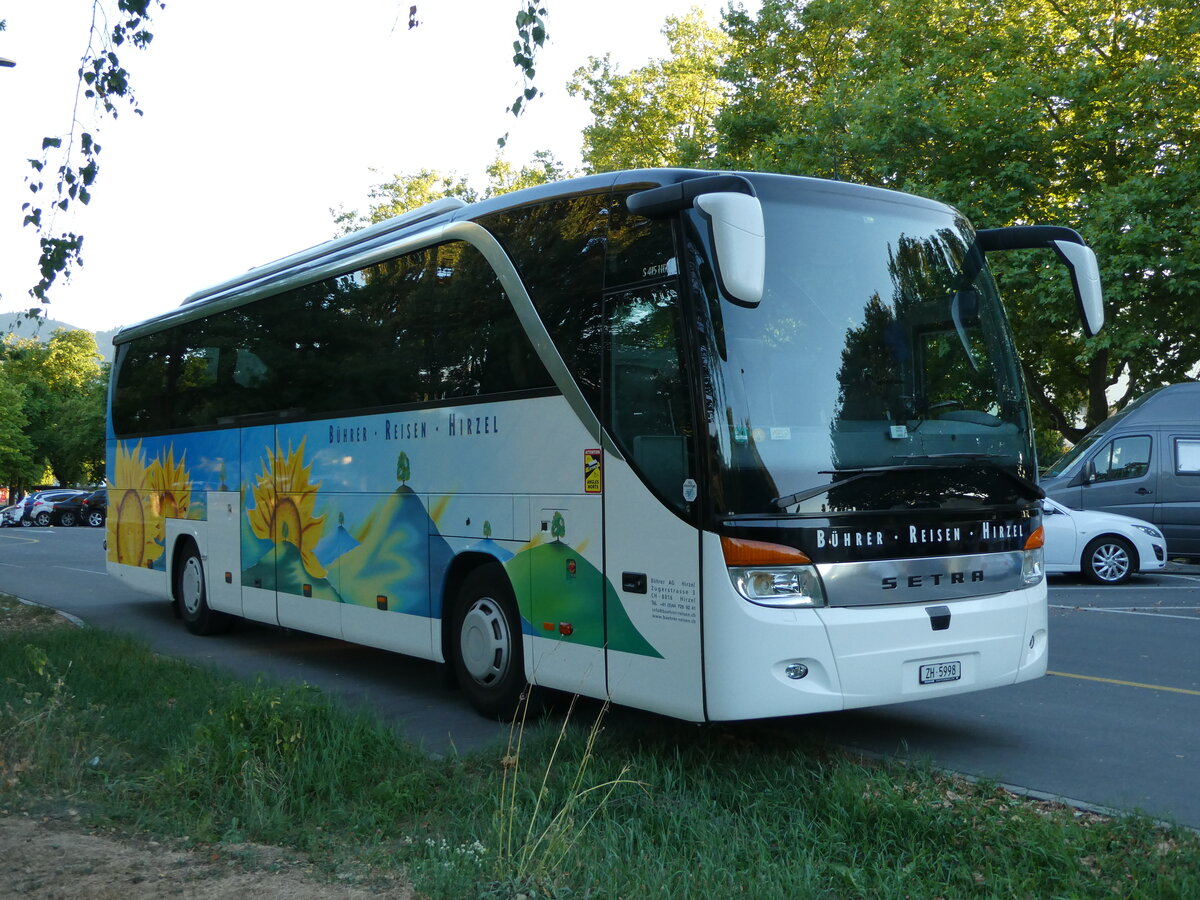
[
  {"xmin": 1052, "ymin": 583, "xmax": 1200, "ymax": 591},
  {"xmin": 54, "ymin": 565, "xmax": 106, "ymax": 575},
  {"xmin": 1050, "ymin": 604, "xmax": 1200, "ymax": 621}
]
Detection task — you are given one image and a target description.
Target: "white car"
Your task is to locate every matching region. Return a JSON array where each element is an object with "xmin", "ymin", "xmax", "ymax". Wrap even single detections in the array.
[{"xmin": 1042, "ymin": 497, "xmax": 1167, "ymax": 584}]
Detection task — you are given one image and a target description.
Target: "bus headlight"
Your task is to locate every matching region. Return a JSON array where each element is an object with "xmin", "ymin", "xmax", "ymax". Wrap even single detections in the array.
[
  {"xmin": 729, "ymin": 565, "xmax": 826, "ymax": 607},
  {"xmin": 1022, "ymin": 526, "xmax": 1045, "ymax": 586},
  {"xmin": 721, "ymin": 536, "xmax": 827, "ymax": 608}
]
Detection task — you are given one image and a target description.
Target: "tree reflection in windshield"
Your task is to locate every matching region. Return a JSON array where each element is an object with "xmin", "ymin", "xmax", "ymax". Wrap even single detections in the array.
[{"xmin": 694, "ymin": 176, "xmax": 1036, "ymax": 517}]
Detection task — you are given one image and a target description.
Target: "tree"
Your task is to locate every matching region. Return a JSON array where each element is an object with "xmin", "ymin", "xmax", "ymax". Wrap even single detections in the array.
[
  {"xmin": 341, "ymin": 151, "xmax": 570, "ymax": 230},
  {"xmin": 332, "ymin": 169, "xmax": 479, "ymax": 236},
  {"xmin": 485, "ymin": 150, "xmax": 569, "ymax": 195},
  {"xmin": 396, "ymin": 451, "xmax": 411, "ymax": 485},
  {"xmin": 712, "ymin": 0, "xmax": 1200, "ymax": 441},
  {"xmin": 567, "ymin": 8, "xmax": 731, "ymax": 171},
  {"xmin": 0, "ymin": 367, "xmax": 41, "ymax": 491},
  {"xmin": 0, "ymin": 329, "xmax": 107, "ymax": 484},
  {"xmin": 550, "ymin": 510, "xmax": 565, "ymax": 541}
]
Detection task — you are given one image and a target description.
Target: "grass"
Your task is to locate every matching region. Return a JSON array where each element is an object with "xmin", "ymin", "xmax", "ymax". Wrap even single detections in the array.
[{"xmin": 2, "ymin": 596, "xmax": 1199, "ymax": 899}]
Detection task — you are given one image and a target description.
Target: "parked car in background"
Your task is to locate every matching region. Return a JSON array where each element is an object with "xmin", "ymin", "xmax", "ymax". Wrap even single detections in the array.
[
  {"xmin": 26, "ymin": 489, "xmax": 88, "ymax": 527},
  {"xmin": 47, "ymin": 491, "xmax": 99, "ymax": 527},
  {"xmin": 80, "ymin": 488, "xmax": 107, "ymax": 527},
  {"xmin": 0, "ymin": 504, "xmax": 22, "ymax": 527},
  {"xmin": 16, "ymin": 491, "xmax": 56, "ymax": 526},
  {"xmin": 1041, "ymin": 382, "xmax": 1200, "ymax": 561},
  {"xmin": 1043, "ymin": 497, "xmax": 1167, "ymax": 584}
]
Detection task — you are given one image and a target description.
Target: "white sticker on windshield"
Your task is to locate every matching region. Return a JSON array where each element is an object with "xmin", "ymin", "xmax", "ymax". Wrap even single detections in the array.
[
  {"xmin": 682, "ymin": 478, "xmax": 698, "ymax": 502},
  {"xmin": 770, "ymin": 427, "xmax": 791, "ymax": 441}
]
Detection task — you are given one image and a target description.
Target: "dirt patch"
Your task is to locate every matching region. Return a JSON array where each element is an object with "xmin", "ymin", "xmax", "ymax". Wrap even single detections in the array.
[
  {"xmin": 0, "ymin": 597, "xmax": 73, "ymax": 633},
  {"xmin": 0, "ymin": 814, "xmax": 413, "ymax": 898}
]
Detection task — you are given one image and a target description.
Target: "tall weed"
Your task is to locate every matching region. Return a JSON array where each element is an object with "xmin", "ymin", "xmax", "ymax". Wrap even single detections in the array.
[{"xmin": 483, "ymin": 694, "xmax": 644, "ymax": 899}]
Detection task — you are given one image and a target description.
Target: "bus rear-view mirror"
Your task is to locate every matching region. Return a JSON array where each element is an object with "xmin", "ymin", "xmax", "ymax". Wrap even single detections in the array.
[
  {"xmin": 975, "ymin": 225, "xmax": 1105, "ymax": 338},
  {"xmin": 695, "ymin": 191, "xmax": 766, "ymax": 307}
]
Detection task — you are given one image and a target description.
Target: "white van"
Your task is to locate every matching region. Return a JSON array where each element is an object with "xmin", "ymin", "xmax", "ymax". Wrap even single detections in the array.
[{"xmin": 1041, "ymin": 382, "xmax": 1200, "ymax": 561}]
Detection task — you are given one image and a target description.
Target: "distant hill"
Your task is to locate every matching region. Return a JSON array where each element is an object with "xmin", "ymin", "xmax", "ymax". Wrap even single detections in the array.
[{"xmin": 1, "ymin": 310, "xmax": 118, "ymax": 364}]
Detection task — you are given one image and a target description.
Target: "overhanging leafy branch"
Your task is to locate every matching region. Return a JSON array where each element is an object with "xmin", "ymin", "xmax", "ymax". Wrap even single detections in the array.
[{"xmin": 21, "ymin": 0, "xmax": 163, "ymax": 304}]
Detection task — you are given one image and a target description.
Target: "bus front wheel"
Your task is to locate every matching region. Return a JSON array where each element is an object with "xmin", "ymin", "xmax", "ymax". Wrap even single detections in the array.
[
  {"xmin": 451, "ymin": 566, "xmax": 527, "ymax": 719},
  {"xmin": 175, "ymin": 543, "xmax": 233, "ymax": 635}
]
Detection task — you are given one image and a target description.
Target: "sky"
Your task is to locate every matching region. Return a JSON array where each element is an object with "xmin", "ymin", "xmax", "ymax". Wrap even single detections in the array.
[{"xmin": 0, "ymin": 0, "xmax": 744, "ymax": 333}]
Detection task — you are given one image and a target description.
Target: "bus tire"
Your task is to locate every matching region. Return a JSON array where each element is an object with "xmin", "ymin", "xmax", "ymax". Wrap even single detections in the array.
[
  {"xmin": 175, "ymin": 542, "xmax": 233, "ymax": 635},
  {"xmin": 451, "ymin": 565, "xmax": 527, "ymax": 720},
  {"xmin": 1082, "ymin": 535, "xmax": 1134, "ymax": 585}
]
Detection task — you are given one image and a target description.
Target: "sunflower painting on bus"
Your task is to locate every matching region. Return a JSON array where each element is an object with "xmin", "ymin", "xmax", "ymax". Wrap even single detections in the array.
[
  {"xmin": 241, "ymin": 437, "xmax": 342, "ymax": 600},
  {"xmin": 108, "ymin": 440, "xmax": 200, "ymax": 570},
  {"xmin": 108, "ymin": 440, "xmax": 165, "ymax": 569},
  {"xmin": 149, "ymin": 447, "xmax": 193, "ymax": 523}
]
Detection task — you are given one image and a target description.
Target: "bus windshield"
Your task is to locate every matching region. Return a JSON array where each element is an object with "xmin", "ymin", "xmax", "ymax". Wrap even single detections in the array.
[{"xmin": 697, "ymin": 177, "xmax": 1036, "ymax": 517}]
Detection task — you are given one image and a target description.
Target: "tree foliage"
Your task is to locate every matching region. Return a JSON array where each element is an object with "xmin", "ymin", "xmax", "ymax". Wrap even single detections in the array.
[
  {"xmin": 509, "ymin": 2, "xmax": 549, "ymax": 119},
  {"xmin": 22, "ymin": 0, "xmax": 164, "ymax": 305},
  {"xmin": 0, "ymin": 329, "xmax": 107, "ymax": 486},
  {"xmin": 0, "ymin": 367, "xmax": 41, "ymax": 489},
  {"xmin": 341, "ymin": 151, "xmax": 571, "ymax": 230},
  {"xmin": 568, "ymin": 8, "xmax": 731, "ymax": 171},
  {"xmin": 576, "ymin": 0, "xmax": 1200, "ymax": 442},
  {"xmin": 408, "ymin": 1, "xmax": 548, "ymax": 146},
  {"xmin": 722, "ymin": 0, "xmax": 1200, "ymax": 440}
]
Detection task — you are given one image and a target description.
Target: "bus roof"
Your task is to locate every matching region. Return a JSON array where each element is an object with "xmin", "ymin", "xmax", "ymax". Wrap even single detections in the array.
[{"xmin": 112, "ymin": 168, "xmax": 956, "ymax": 345}]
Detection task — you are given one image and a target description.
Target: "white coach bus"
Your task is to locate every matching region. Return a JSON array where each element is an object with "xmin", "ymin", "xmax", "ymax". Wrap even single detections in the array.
[{"xmin": 105, "ymin": 169, "xmax": 1104, "ymax": 720}]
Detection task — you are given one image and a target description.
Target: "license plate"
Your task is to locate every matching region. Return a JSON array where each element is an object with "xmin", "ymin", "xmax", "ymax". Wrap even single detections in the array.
[{"xmin": 919, "ymin": 660, "xmax": 962, "ymax": 684}]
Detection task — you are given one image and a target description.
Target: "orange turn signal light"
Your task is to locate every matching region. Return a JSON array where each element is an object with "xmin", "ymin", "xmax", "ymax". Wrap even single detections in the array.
[
  {"xmin": 720, "ymin": 536, "xmax": 812, "ymax": 567},
  {"xmin": 1024, "ymin": 526, "xmax": 1045, "ymax": 551}
]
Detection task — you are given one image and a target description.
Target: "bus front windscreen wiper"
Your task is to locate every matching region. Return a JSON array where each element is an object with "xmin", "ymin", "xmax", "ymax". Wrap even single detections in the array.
[
  {"xmin": 892, "ymin": 453, "xmax": 1045, "ymax": 501},
  {"xmin": 772, "ymin": 464, "xmax": 945, "ymax": 510},
  {"xmin": 771, "ymin": 454, "xmax": 1044, "ymax": 510}
]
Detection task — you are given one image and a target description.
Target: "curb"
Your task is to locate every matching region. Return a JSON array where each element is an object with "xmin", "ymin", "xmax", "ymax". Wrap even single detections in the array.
[{"xmin": 12, "ymin": 596, "xmax": 87, "ymax": 629}]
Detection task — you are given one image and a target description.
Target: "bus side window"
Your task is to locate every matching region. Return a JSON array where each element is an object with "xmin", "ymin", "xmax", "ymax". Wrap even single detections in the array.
[
  {"xmin": 607, "ymin": 284, "xmax": 695, "ymax": 511},
  {"xmin": 112, "ymin": 331, "xmax": 172, "ymax": 434},
  {"xmin": 477, "ymin": 195, "xmax": 608, "ymax": 415},
  {"xmin": 428, "ymin": 241, "xmax": 552, "ymax": 399}
]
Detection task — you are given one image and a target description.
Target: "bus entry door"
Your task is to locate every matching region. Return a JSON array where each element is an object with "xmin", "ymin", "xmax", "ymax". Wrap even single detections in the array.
[{"xmin": 601, "ymin": 283, "xmax": 705, "ymax": 721}]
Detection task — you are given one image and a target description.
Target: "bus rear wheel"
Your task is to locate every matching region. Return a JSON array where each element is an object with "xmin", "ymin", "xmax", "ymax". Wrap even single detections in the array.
[
  {"xmin": 451, "ymin": 566, "xmax": 527, "ymax": 719},
  {"xmin": 175, "ymin": 543, "xmax": 233, "ymax": 635}
]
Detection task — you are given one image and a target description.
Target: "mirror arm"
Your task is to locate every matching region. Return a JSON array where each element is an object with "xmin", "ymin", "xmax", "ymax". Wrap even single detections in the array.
[
  {"xmin": 626, "ymin": 174, "xmax": 756, "ymax": 219},
  {"xmin": 975, "ymin": 225, "xmax": 1104, "ymax": 337}
]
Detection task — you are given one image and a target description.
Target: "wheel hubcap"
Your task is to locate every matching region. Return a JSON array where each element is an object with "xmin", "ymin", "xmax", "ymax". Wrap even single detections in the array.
[
  {"xmin": 1093, "ymin": 544, "xmax": 1130, "ymax": 582},
  {"xmin": 180, "ymin": 557, "xmax": 204, "ymax": 615},
  {"xmin": 460, "ymin": 597, "xmax": 511, "ymax": 686}
]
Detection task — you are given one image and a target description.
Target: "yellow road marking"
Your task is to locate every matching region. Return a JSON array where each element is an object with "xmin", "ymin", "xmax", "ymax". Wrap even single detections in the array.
[{"xmin": 1048, "ymin": 670, "xmax": 1200, "ymax": 697}]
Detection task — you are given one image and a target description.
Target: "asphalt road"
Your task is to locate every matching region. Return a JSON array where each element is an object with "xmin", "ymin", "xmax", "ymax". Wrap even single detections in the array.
[{"xmin": 3, "ymin": 525, "xmax": 1199, "ymax": 827}]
